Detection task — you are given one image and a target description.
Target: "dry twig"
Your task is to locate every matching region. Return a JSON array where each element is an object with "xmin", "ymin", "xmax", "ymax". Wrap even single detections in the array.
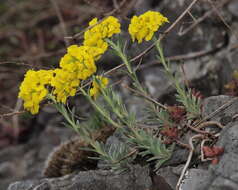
[
  {"xmin": 193, "ymin": 97, "xmax": 238, "ymax": 128},
  {"xmin": 12, "ymin": 98, "xmax": 22, "ymax": 138},
  {"xmin": 176, "ymin": 134, "xmax": 204, "ymax": 190},
  {"xmin": 122, "ymin": 84, "xmax": 167, "ymax": 110},
  {"xmin": 104, "ymin": 0, "xmax": 127, "ymax": 16},
  {"xmin": 50, "ymin": 0, "xmax": 70, "ymax": 46},
  {"xmin": 196, "ymin": 121, "xmax": 223, "ymax": 130},
  {"xmin": 187, "ymin": 124, "xmax": 214, "ymax": 136},
  {"xmin": 200, "ymin": 139, "xmax": 213, "ymax": 162},
  {"xmin": 207, "ymin": 0, "xmax": 237, "ymax": 40},
  {"xmin": 0, "ymin": 110, "xmax": 25, "ymax": 118},
  {"xmin": 178, "ymin": 0, "xmax": 231, "ymax": 36}
]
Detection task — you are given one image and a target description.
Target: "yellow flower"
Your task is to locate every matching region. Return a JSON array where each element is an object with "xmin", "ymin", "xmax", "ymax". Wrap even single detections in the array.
[
  {"xmin": 84, "ymin": 16, "xmax": 121, "ymax": 51},
  {"xmin": 100, "ymin": 16, "xmax": 121, "ymax": 38},
  {"xmin": 88, "ymin": 16, "xmax": 121, "ymax": 38},
  {"xmin": 89, "ymin": 76, "xmax": 109, "ymax": 99},
  {"xmin": 128, "ymin": 11, "xmax": 169, "ymax": 43},
  {"xmin": 50, "ymin": 69, "xmax": 80, "ymax": 104},
  {"xmin": 18, "ymin": 70, "xmax": 53, "ymax": 114},
  {"xmin": 60, "ymin": 45, "xmax": 100, "ymax": 80},
  {"xmin": 84, "ymin": 37, "xmax": 108, "ymax": 54},
  {"xmin": 67, "ymin": 45, "xmax": 104, "ymax": 61}
]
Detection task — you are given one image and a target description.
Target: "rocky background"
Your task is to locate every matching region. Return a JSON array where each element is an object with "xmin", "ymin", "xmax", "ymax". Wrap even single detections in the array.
[{"xmin": 1, "ymin": 0, "xmax": 238, "ymax": 190}]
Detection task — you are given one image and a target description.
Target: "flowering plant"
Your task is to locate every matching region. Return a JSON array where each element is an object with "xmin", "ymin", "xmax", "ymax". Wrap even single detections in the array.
[
  {"xmin": 19, "ymin": 16, "xmax": 121, "ymax": 112},
  {"xmin": 18, "ymin": 11, "xmax": 202, "ymax": 175}
]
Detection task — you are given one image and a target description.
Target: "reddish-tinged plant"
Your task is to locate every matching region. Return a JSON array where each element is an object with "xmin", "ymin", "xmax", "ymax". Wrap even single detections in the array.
[
  {"xmin": 167, "ymin": 106, "xmax": 186, "ymax": 123},
  {"xmin": 211, "ymin": 158, "xmax": 219, "ymax": 165},
  {"xmin": 161, "ymin": 127, "xmax": 179, "ymax": 139},
  {"xmin": 191, "ymin": 89, "xmax": 204, "ymax": 99},
  {"xmin": 202, "ymin": 145, "xmax": 224, "ymax": 165},
  {"xmin": 203, "ymin": 146, "xmax": 224, "ymax": 158}
]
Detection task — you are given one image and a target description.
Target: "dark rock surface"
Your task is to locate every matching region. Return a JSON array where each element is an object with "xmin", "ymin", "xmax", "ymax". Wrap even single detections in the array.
[
  {"xmin": 0, "ymin": 124, "xmax": 76, "ymax": 190},
  {"xmin": 180, "ymin": 169, "xmax": 211, "ymax": 190},
  {"xmin": 228, "ymin": 1, "xmax": 238, "ymax": 18},
  {"xmin": 7, "ymin": 165, "xmax": 152, "ymax": 190},
  {"xmin": 7, "ymin": 95, "xmax": 238, "ymax": 190},
  {"xmin": 181, "ymin": 96, "xmax": 238, "ymax": 190},
  {"xmin": 156, "ymin": 166, "xmax": 179, "ymax": 189}
]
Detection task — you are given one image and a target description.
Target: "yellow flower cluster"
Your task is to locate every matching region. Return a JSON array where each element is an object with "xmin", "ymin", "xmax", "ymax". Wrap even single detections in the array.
[
  {"xmin": 60, "ymin": 45, "xmax": 99, "ymax": 79},
  {"xmin": 18, "ymin": 11, "xmax": 169, "ymax": 114},
  {"xmin": 18, "ymin": 16, "xmax": 120, "ymax": 114},
  {"xmin": 89, "ymin": 76, "xmax": 109, "ymax": 99},
  {"xmin": 50, "ymin": 16, "xmax": 120, "ymax": 105},
  {"xmin": 51, "ymin": 44, "xmax": 106, "ymax": 103},
  {"xmin": 50, "ymin": 69, "xmax": 80, "ymax": 103},
  {"xmin": 18, "ymin": 70, "xmax": 53, "ymax": 114},
  {"xmin": 84, "ymin": 16, "xmax": 121, "ymax": 53},
  {"xmin": 128, "ymin": 11, "xmax": 169, "ymax": 43}
]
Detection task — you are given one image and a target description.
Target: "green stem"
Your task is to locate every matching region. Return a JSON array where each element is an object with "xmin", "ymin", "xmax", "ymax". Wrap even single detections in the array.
[
  {"xmin": 106, "ymin": 39, "xmax": 144, "ymax": 92},
  {"xmin": 48, "ymin": 94, "xmax": 80, "ymax": 132},
  {"xmin": 79, "ymin": 87, "xmax": 122, "ymax": 129},
  {"xmin": 101, "ymin": 90, "xmax": 125, "ymax": 120},
  {"xmin": 154, "ymin": 37, "xmax": 201, "ymax": 119}
]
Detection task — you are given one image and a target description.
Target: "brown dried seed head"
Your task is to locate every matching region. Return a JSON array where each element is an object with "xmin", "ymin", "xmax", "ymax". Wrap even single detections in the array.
[{"xmin": 43, "ymin": 126, "xmax": 115, "ymax": 178}]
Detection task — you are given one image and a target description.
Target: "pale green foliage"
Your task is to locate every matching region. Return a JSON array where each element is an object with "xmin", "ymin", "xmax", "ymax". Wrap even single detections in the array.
[
  {"xmin": 100, "ymin": 86, "xmax": 131, "ymax": 124},
  {"xmin": 155, "ymin": 40, "xmax": 201, "ymax": 120},
  {"xmin": 51, "ymin": 95, "xmax": 109, "ymax": 141},
  {"xmin": 127, "ymin": 129, "xmax": 174, "ymax": 171},
  {"xmin": 146, "ymin": 105, "xmax": 173, "ymax": 126},
  {"xmin": 82, "ymin": 82, "xmax": 173, "ymax": 172},
  {"xmin": 51, "ymin": 100, "xmax": 80, "ymax": 133},
  {"xmin": 87, "ymin": 39, "xmax": 175, "ymax": 172},
  {"xmin": 106, "ymin": 39, "xmax": 145, "ymax": 93},
  {"xmin": 89, "ymin": 141, "xmax": 133, "ymax": 173},
  {"xmin": 175, "ymin": 87, "xmax": 201, "ymax": 120}
]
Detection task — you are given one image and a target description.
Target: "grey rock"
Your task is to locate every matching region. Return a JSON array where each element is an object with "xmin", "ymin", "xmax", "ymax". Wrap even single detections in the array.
[
  {"xmin": 141, "ymin": 54, "xmax": 225, "ymax": 101},
  {"xmin": 202, "ymin": 95, "xmax": 238, "ymax": 124},
  {"xmin": 183, "ymin": 96, "xmax": 238, "ymax": 189},
  {"xmin": 164, "ymin": 149, "xmax": 189, "ymax": 166},
  {"xmin": 0, "ymin": 126, "xmax": 76, "ymax": 190},
  {"xmin": 209, "ymin": 176, "xmax": 238, "ymax": 190},
  {"xmin": 216, "ymin": 122, "xmax": 238, "ymax": 155},
  {"xmin": 8, "ymin": 165, "xmax": 152, "ymax": 190},
  {"xmin": 126, "ymin": 96, "xmax": 148, "ymax": 121},
  {"xmin": 156, "ymin": 166, "xmax": 179, "ymax": 189},
  {"xmin": 7, "ymin": 180, "xmax": 39, "ymax": 190},
  {"xmin": 228, "ymin": 1, "xmax": 238, "ymax": 18},
  {"xmin": 211, "ymin": 152, "xmax": 238, "ymax": 180},
  {"xmin": 180, "ymin": 169, "xmax": 211, "ymax": 190},
  {"xmin": 142, "ymin": 67, "xmax": 170, "ymax": 99},
  {"xmin": 0, "ymin": 162, "xmax": 14, "ymax": 178}
]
